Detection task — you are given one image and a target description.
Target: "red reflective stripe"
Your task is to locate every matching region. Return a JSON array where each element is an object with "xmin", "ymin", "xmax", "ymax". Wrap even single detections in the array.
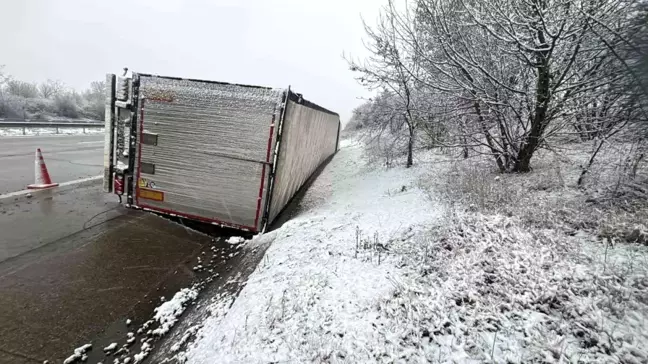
[
  {"xmin": 253, "ymin": 164, "xmax": 267, "ymax": 230},
  {"xmin": 138, "ymin": 203, "xmax": 257, "ymax": 232},
  {"xmin": 136, "ymin": 99, "xmax": 145, "ymax": 205}
]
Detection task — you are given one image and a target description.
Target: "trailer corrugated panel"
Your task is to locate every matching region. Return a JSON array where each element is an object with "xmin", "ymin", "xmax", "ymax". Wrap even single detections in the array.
[
  {"xmin": 267, "ymin": 95, "xmax": 341, "ymax": 223},
  {"xmin": 134, "ymin": 75, "xmax": 282, "ymax": 231}
]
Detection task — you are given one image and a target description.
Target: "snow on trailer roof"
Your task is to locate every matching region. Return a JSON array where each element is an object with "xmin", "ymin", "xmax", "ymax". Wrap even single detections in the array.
[
  {"xmin": 135, "ymin": 72, "xmax": 277, "ymax": 91},
  {"xmin": 134, "ymin": 72, "xmax": 340, "ymax": 117}
]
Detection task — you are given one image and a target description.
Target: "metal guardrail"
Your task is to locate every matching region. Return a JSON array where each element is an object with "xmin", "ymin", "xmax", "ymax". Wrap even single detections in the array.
[
  {"xmin": 0, "ymin": 120, "xmax": 104, "ymax": 135},
  {"xmin": 0, "ymin": 121, "xmax": 104, "ymax": 128}
]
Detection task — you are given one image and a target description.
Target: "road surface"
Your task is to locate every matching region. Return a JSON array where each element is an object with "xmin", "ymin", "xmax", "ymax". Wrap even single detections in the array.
[
  {"xmin": 0, "ymin": 182, "xmax": 243, "ymax": 363},
  {"xmin": 0, "ymin": 134, "xmax": 104, "ymax": 194}
]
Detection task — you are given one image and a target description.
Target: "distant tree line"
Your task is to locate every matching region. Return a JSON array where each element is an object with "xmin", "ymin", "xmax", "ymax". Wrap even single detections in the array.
[{"xmin": 0, "ymin": 66, "xmax": 105, "ymax": 121}]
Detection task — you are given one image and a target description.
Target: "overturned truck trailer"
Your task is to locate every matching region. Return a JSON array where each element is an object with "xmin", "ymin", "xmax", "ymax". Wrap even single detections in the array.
[{"xmin": 103, "ymin": 72, "xmax": 340, "ymax": 232}]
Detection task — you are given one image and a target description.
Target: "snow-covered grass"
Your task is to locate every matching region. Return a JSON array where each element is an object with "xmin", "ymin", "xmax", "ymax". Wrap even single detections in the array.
[
  {"xmin": 384, "ymin": 211, "xmax": 648, "ymax": 363},
  {"xmin": 174, "ymin": 138, "xmax": 648, "ymax": 363},
  {"xmin": 425, "ymin": 142, "xmax": 648, "ymax": 245},
  {"xmin": 413, "ymin": 143, "xmax": 648, "ymax": 362}
]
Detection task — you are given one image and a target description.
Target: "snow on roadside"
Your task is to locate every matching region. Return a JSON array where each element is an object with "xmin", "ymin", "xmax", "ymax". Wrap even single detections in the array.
[
  {"xmin": 103, "ymin": 342, "xmax": 118, "ymax": 352},
  {"xmin": 184, "ymin": 139, "xmax": 443, "ymax": 363},
  {"xmin": 153, "ymin": 288, "xmax": 199, "ymax": 337},
  {"xmin": 178, "ymin": 139, "xmax": 648, "ymax": 363},
  {"xmin": 97, "ymin": 285, "xmax": 200, "ymax": 364},
  {"xmin": 226, "ymin": 236, "xmax": 245, "ymax": 245},
  {"xmin": 0, "ymin": 127, "xmax": 104, "ymax": 137},
  {"xmin": 63, "ymin": 343, "xmax": 91, "ymax": 364}
]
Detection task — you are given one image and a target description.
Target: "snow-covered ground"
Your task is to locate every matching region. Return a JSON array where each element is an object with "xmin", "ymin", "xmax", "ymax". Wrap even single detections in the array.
[
  {"xmin": 0, "ymin": 127, "xmax": 104, "ymax": 137},
  {"xmin": 167, "ymin": 138, "xmax": 648, "ymax": 363}
]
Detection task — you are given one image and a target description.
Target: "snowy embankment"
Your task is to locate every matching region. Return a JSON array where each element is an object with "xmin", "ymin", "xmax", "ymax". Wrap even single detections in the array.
[{"xmin": 176, "ymin": 139, "xmax": 648, "ymax": 363}]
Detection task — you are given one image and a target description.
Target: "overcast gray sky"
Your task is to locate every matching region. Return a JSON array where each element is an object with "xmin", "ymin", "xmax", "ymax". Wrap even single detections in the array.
[{"xmin": 0, "ymin": 0, "xmax": 380, "ymax": 122}]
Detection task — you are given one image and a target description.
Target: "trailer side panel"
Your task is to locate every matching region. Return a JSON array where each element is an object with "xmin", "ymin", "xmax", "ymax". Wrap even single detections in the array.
[{"xmin": 267, "ymin": 96, "xmax": 340, "ymax": 223}]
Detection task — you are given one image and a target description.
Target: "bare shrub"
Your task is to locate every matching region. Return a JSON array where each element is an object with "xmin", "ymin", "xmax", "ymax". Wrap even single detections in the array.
[
  {"xmin": 6, "ymin": 80, "xmax": 38, "ymax": 98},
  {"xmin": 81, "ymin": 98, "xmax": 104, "ymax": 120},
  {"xmin": 362, "ymin": 129, "xmax": 407, "ymax": 168},
  {"xmin": 426, "ymin": 140, "xmax": 648, "ymax": 242},
  {"xmin": 24, "ymin": 98, "xmax": 56, "ymax": 118},
  {"xmin": 350, "ymin": 0, "xmax": 647, "ymax": 174},
  {"xmin": 0, "ymin": 68, "xmax": 105, "ymax": 120},
  {"xmin": 54, "ymin": 94, "xmax": 79, "ymax": 118},
  {"xmin": 0, "ymin": 94, "xmax": 26, "ymax": 118},
  {"xmin": 431, "ymin": 158, "xmax": 518, "ymax": 211},
  {"xmin": 81, "ymin": 81, "xmax": 105, "ymax": 121}
]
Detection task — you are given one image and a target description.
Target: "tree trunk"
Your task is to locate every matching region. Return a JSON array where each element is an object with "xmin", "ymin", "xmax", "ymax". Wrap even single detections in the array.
[
  {"xmin": 512, "ymin": 6, "xmax": 553, "ymax": 173},
  {"xmin": 474, "ymin": 100, "xmax": 506, "ymax": 172},
  {"xmin": 513, "ymin": 56, "xmax": 552, "ymax": 171},
  {"xmin": 406, "ymin": 119, "xmax": 414, "ymax": 168},
  {"xmin": 577, "ymin": 139, "xmax": 605, "ymax": 186}
]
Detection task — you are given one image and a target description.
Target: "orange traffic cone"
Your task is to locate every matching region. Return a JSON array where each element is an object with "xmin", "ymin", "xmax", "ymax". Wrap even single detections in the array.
[{"xmin": 27, "ymin": 148, "xmax": 59, "ymax": 189}]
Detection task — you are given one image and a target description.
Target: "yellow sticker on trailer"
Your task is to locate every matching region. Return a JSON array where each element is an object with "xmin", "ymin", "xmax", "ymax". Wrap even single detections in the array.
[{"xmin": 139, "ymin": 188, "xmax": 164, "ymax": 201}]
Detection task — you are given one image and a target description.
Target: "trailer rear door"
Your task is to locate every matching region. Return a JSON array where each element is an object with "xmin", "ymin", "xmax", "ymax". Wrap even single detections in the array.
[{"xmin": 134, "ymin": 75, "xmax": 281, "ymax": 231}]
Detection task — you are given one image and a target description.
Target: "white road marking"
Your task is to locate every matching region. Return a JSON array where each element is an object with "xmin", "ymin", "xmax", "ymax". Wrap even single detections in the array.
[
  {"xmin": 0, "ymin": 175, "xmax": 102, "ymax": 201},
  {"xmin": 78, "ymin": 141, "xmax": 104, "ymax": 145},
  {"xmin": 59, "ymin": 175, "xmax": 103, "ymax": 186}
]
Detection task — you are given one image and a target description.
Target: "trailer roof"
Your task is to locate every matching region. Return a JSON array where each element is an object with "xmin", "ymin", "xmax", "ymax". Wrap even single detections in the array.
[
  {"xmin": 135, "ymin": 72, "xmax": 340, "ymax": 118},
  {"xmin": 136, "ymin": 72, "xmax": 275, "ymax": 91},
  {"xmin": 287, "ymin": 90, "xmax": 339, "ymax": 118}
]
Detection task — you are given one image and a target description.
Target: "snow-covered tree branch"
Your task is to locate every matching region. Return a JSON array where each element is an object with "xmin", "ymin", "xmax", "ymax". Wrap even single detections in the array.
[{"xmin": 352, "ymin": 0, "xmax": 647, "ymax": 173}]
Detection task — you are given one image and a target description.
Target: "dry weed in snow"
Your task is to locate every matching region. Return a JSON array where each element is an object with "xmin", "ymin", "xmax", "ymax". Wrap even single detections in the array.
[{"xmin": 387, "ymin": 211, "xmax": 648, "ymax": 363}]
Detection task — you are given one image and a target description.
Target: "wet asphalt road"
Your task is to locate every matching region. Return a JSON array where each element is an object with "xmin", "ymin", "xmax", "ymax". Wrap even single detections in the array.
[
  {"xmin": 0, "ymin": 183, "xmax": 233, "ymax": 363},
  {"xmin": 0, "ymin": 134, "xmax": 104, "ymax": 194}
]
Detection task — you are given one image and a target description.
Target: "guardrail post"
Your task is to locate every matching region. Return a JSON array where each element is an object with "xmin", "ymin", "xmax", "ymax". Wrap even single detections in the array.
[
  {"xmin": 22, "ymin": 127, "xmax": 26, "ymax": 136},
  {"xmin": 83, "ymin": 127, "xmax": 86, "ymax": 134},
  {"xmin": 56, "ymin": 126, "xmax": 59, "ymax": 134}
]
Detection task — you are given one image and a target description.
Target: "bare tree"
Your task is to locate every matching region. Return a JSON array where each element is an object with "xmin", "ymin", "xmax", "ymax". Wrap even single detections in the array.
[
  {"xmin": 0, "ymin": 66, "xmax": 9, "ymax": 117},
  {"xmin": 81, "ymin": 80, "xmax": 106, "ymax": 120},
  {"xmin": 351, "ymin": 0, "xmax": 645, "ymax": 174},
  {"xmin": 0, "ymin": 65, "xmax": 9, "ymax": 88},
  {"xmin": 6, "ymin": 80, "xmax": 39, "ymax": 98},
  {"xmin": 348, "ymin": 0, "xmax": 422, "ymax": 167},
  {"xmin": 39, "ymin": 79, "xmax": 64, "ymax": 99}
]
